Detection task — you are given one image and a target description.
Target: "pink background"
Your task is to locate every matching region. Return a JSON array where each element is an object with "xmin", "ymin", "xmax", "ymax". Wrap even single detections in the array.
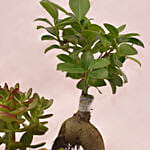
[{"xmin": 0, "ymin": 0, "xmax": 150, "ymax": 149}]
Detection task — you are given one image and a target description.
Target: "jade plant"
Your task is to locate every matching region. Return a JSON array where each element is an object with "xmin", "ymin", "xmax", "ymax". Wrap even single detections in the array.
[
  {"xmin": 35, "ymin": 0, "xmax": 144, "ymax": 149},
  {"xmin": 0, "ymin": 83, "xmax": 53, "ymax": 150}
]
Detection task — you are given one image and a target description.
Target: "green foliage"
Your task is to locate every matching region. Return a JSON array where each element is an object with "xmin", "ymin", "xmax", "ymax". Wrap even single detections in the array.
[
  {"xmin": 69, "ymin": 0, "xmax": 90, "ymax": 21},
  {"xmin": 35, "ymin": 0, "xmax": 144, "ymax": 95},
  {"xmin": 0, "ymin": 83, "xmax": 53, "ymax": 150}
]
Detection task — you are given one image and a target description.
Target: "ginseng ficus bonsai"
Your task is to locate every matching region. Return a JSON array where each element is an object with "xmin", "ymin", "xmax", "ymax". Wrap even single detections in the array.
[
  {"xmin": 35, "ymin": 0, "xmax": 144, "ymax": 149},
  {"xmin": 0, "ymin": 83, "xmax": 53, "ymax": 150}
]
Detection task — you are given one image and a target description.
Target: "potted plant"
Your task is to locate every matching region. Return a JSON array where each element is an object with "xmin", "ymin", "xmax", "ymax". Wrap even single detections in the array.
[
  {"xmin": 35, "ymin": 0, "xmax": 144, "ymax": 149},
  {"xmin": 0, "ymin": 83, "xmax": 53, "ymax": 150}
]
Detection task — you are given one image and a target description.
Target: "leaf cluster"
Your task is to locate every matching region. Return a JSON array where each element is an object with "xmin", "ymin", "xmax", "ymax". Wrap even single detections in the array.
[
  {"xmin": 0, "ymin": 83, "xmax": 53, "ymax": 149},
  {"xmin": 35, "ymin": 0, "xmax": 144, "ymax": 95}
]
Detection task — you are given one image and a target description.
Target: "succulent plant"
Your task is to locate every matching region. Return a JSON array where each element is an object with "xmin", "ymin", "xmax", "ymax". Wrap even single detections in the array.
[{"xmin": 0, "ymin": 83, "xmax": 53, "ymax": 150}]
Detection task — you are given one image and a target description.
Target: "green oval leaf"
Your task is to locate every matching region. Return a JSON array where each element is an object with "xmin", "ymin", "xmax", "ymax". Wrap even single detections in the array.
[
  {"xmin": 128, "ymin": 38, "xmax": 144, "ymax": 48},
  {"xmin": 127, "ymin": 56, "xmax": 141, "ymax": 67},
  {"xmin": 88, "ymin": 24, "xmax": 105, "ymax": 34},
  {"xmin": 120, "ymin": 33, "xmax": 140, "ymax": 37},
  {"xmin": 89, "ymin": 68, "xmax": 108, "ymax": 79},
  {"xmin": 41, "ymin": 35, "xmax": 56, "ymax": 40},
  {"xmin": 66, "ymin": 73, "xmax": 82, "ymax": 79},
  {"xmin": 88, "ymin": 58, "xmax": 110, "ymax": 70},
  {"xmin": 118, "ymin": 44, "xmax": 138, "ymax": 56},
  {"xmin": 108, "ymin": 80, "xmax": 117, "ymax": 94},
  {"xmin": 44, "ymin": 45, "xmax": 60, "ymax": 53},
  {"xmin": 117, "ymin": 37, "xmax": 144, "ymax": 48},
  {"xmin": 69, "ymin": 0, "xmax": 90, "ymax": 21},
  {"xmin": 57, "ymin": 54, "xmax": 73, "ymax": 63},
  {"xmin": 48, "ymin": 1, "xmax": 68, "ymax": 14},
  {"xmin": 100, "ymin": 34, "xmax": 111, "ymax": 49},
  {"xmin": 111, "ymin": 75, "xmax": 123, "ymax": 87},
  {"xmin": 119, "ymin": 69, "xmax": 128, "ymax": 83},
  {"xmin": 81, "ymin": 51, "xmax": 94, "ymax": 70},
  {"xmin": 57, "ymin": 63, "xmax": 85, "ymax": 73},
  {"xmin": 40, "ymin": 0, "xmax": 58, "ymax": 22},
  {"xmin": 88, "ymin": 78, "xmax": 106, "ymax": 87},
  {"xmin": 76, "ymin": 79, "xmax": 87, "ymax": 92},
  {"xmin": 82, "ymin": 29, "xmax": 99, "ymax": 45},
  {"xmin": 34, "ymin": 18, "xmax": 53, "ymax": 26},
  {"xmin": 104, "ymin": 23, "xmax": 119, "ymax": 38}
]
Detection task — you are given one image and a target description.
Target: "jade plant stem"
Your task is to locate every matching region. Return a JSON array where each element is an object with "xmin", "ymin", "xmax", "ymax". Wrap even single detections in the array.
[{"xmin": 5, "ymin": 131, "xmax": 16, "ymax": 150}]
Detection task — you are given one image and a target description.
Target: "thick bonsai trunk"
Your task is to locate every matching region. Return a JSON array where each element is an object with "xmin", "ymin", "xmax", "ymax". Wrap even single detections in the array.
[{"xmin": 52, "ymin": 111, "xmax": 105, "ymax": 150}]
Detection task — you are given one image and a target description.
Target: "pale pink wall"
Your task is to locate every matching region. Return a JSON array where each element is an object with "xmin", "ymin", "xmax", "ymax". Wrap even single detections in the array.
[{"xmin": 0, "ymin": 0, "xmax": 150, "ymax": 149}]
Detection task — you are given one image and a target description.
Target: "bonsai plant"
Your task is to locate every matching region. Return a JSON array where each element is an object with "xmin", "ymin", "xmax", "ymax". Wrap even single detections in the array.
[
  {"xmin": 35, "ymin": 0, "xmax": 144, "ymax": 149},
  {"xmin": 0, "ymin": 83, "xmax": 53, "ymax": 150}
]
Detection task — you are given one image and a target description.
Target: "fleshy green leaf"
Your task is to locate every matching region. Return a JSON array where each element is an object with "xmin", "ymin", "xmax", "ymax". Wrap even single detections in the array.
[
  {"xmin": 69, "ymin": 0, "xmax": 90, "ymax": 21},
  {"xmin": 57, "ymin": 63, "xmax": 85, "ymax": 73},
  {"xmin": 89, "ymin": 68, "xmax": 108, "ymax": 79},
  {"xmin": 39, "ymin": 114, "xmax": 53, "ymax": 119},
  {"xmin": 28, "ymin": 98, "xmax": 39, "ymax": 110},
  {"xmin": 40, "ymin": 0, "xmax": 58, "ymax": 22},
  {"xmin": 0, "ymin": 112, "xmax": 17, "ymax": 122},
  {"xmin": 25, "ymin": 88, "xmax": 32, "ymax": 100},
  {"xmin": 32, "ymin": 125, "xmax": 48, "ymax": 135},
  {"xmin": 11, "ymin": 106, "xmax": 28, "ymax": 115},
  {"xmin": 44, "ymin": 45, "xmax": 60, "ymax": 53},
  {"xmin": 29, "ymin": 142, "xmax": 46, "ymax": 148},
  {"xmin": 42, "ymin": 99, "xmax": 53, "ymax": 110},
  {"xmin": 117, "ymin": 24, "xmax": 126, "ymax": 32},
  {"xmin": 20, "ymin": 131, "xmax": 33, "ymax": 147},
  {"xmin": 0, "ymin": 104, "xmax": 10, "ymax": 112},
  {"xmin": 57, "ymin": 54, "xmax": 73, "ymax": 63},
  {"xmin": 88, "ymin": 58, "xmax": 110, "ymax": 70},
  {"xmin": 104, "ymin": 23, "xmax": 119, "ymax": 38},
  {"xmin": 41, "ymin": 35, "xmax": 56, "ymax": 40},
  {"xmin": 127, "ymin": 56, "xmax": 141, "ymax": 67},
  {"xmin": 118, "ymin": 44, "xmax": 138, "ymax": 56},
  {"xmin": 81, "ymin": 51, "xmax": 94, "ymax": 70}
]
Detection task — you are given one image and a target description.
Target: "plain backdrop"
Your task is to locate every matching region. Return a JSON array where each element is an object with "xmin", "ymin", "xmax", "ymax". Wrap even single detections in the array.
[{"xmin": 0, "ymin": 0, "xmax": 150, "ymax": 149}]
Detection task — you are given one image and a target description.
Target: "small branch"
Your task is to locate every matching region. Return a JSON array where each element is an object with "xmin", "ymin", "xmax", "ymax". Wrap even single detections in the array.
[{"xmin": 101, "ymin": 49, "xmax": 113, "ymax": 58}]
